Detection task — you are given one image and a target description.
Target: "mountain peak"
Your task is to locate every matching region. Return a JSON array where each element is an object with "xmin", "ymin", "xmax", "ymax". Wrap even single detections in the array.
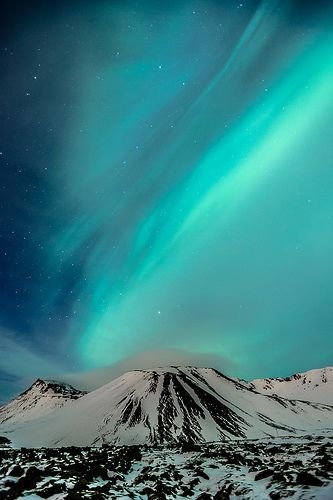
[
  {"xmin": 0, "ymin": 378, "xmax": 86, "ymax": 427},
  {"xmin": 29, "ymin": 378, "xmax": 86, "ymax": 397},
  {"xmin": 132, "ymin": 365, "xmax": 214, "ymax": 374}
]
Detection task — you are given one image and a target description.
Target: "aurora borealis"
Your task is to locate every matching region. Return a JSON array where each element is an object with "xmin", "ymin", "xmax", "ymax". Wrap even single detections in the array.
[{"xmin": 1, "ymin": 0, "xmax": 333, "ymax": 400}]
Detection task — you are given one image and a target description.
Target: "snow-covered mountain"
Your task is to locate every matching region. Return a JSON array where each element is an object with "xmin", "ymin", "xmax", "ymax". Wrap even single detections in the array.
[
  {"xmin": 0, "ymin": 378, "xmax": 86, "ymax": 426},
  {"xmin": 2, "ymin": 366, "xmax": 333, "ymax": 448},
  {"xmin": 249, "ymin": 367, "xmax": 333, "ymax": 405}
]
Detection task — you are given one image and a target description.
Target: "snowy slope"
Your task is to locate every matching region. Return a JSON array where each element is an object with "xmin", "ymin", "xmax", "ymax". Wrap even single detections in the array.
[
  {"xmin": 0, "ymin": 378, "xmax": 86, "ymax": 426},
  {"xmin": 250, "ymin": 367, "xmax": 333, "ymax": 404},
  {"xmin": 2, "ymin": 366, "xmax": 333, "ymax": 448}
]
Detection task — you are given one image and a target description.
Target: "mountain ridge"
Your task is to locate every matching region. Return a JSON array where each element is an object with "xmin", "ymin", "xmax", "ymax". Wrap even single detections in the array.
[
  {"xmin": 1, "ymin": 366, "xmax": 333, "ymax": 448},
  {"xmin": 0, "ymin": 378, "xmax": 86, "ymax": 427},
  {"xmin": 249, "ymin": 366, "xmax": 333, "ymax": 404}
]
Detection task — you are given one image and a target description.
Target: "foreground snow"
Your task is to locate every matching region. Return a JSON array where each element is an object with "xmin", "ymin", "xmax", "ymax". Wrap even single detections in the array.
[{"xmin": 1, "ymin": 436, "xmax": 333, "ymax": 499}]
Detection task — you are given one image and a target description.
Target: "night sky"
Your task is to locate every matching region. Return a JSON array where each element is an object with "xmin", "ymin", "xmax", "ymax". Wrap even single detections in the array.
[{"xmin": 1, "ymin": 0, "xmax": 333, "ymax": 401}]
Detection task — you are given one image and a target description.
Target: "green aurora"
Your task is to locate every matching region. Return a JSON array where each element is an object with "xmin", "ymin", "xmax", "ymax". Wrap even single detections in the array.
[{"xmin": 1, "ymin": 0, "xmax": 333, "ymax": 397}]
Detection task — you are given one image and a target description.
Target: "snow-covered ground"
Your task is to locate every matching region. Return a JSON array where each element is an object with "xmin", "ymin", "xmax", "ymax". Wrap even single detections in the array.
[
  {"xmin": 1, "ymin": 436, "xmax": 333, "ymax": 499},
  {"xmin": 2, "ymin": 366, "xmax": 333, "ymax": 498}
]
